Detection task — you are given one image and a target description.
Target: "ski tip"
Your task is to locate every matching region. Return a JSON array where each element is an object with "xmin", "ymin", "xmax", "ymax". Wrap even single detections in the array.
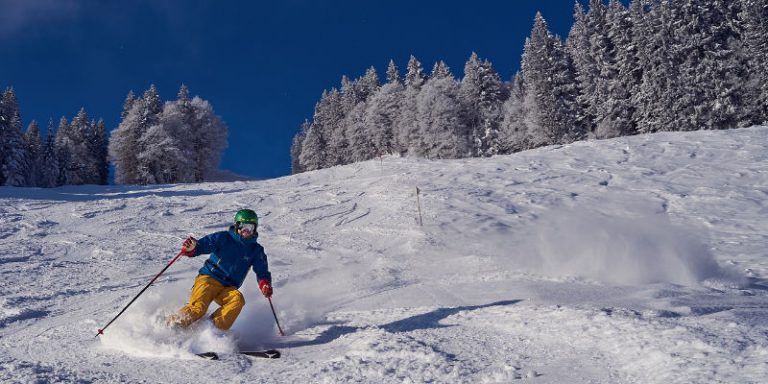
[
  {"xmin": 196, "ymin": 352, "xmax": 220, "ymax": 360},
  {"xmin": 240, "ymin": 349, "xmax": 281, "ymax": 359}
]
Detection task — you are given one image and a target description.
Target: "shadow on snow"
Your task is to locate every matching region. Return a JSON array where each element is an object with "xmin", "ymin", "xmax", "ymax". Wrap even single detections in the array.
[{"xmin": 279, "ymin": 300, "xmax": 522, "ymax": 349}]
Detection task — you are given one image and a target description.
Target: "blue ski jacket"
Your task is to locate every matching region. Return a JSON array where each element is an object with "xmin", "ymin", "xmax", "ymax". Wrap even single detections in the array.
[{"xmin": 191, "ymin": 227, "xmax": 271, "ymax": 289}]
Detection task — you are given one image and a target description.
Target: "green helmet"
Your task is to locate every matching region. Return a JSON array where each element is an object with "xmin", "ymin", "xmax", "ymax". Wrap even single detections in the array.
[{"xmin": 234, "ymin": 209, "xmax": 258, "ymax": 226}]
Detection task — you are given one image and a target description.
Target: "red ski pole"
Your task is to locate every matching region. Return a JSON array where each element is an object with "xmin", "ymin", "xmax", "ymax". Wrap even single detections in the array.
[
  {"xmin": 96, "ymin": 250, "xmax": 185, "ymax": 337},
  {"xmin": 267, "ymin": 297, "xmax": 286, "ymax": 336}
]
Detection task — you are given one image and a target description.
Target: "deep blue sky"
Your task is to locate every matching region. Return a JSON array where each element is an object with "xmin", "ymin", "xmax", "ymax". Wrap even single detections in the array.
[{"xmin": 0, "ymin": 0, "xmax": 588, "ymax": 179}]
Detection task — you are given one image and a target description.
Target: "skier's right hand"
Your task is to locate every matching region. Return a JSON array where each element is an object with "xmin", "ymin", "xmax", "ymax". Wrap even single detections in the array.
[
  {"xmin": 181, "ymin": 237, "xmax": 197, "ymax": 256},
  {"xmin": 259, "ymin": 279, "xmax": 273, "ymax": 298}
]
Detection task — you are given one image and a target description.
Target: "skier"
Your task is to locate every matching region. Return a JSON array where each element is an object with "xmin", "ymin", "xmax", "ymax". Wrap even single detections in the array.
[{"xmin": 166, "ymin": 209, "xmax": 273, "ymax": 331}]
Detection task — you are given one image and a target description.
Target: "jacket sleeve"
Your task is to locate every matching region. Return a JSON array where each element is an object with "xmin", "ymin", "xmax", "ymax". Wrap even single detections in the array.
[
  {"xmin": 251, "ymin": 246, "xmax": 272, "ymax": 283},
  {"xmin": 194, "ymin": 232, "xmax": 222, "ymax": 256}
]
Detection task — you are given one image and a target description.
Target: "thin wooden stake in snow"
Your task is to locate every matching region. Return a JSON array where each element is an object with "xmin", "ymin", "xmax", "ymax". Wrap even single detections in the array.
[{"xmin": 416, "ymin": 187, "xmax": 423, "ymax": 226}]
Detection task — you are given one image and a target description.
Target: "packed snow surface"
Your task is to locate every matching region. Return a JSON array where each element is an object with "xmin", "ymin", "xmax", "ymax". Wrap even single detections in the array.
[{"xmin": 1, "ymin": 127, "xmax": 767, "ymax": 383}]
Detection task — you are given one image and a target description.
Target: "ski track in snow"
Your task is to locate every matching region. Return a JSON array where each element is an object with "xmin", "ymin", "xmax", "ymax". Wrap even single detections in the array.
[{"xmin": 1, "ymin": 127, "xmax": 768, "ymax": 383}]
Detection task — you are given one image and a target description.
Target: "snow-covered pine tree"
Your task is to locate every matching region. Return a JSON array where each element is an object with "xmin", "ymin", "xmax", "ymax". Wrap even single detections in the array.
[
  {"xmin": 567, "ymin": 2, "xmax": 596, "ymax": 134},
  {"xmin": 521, "ymin": 13, "xmax": 581, "ymax": 147},
  {"xmin": 584, "ymin": 0, "xmax": 616, "ymax": 138},
  {"xmin": 662, "ymin": 0, "xmax": 744, "ymax": 131},
  {"xmin": 0, "ymin": 88, "xmax": 31, "ymax": 186},
  {"xmin": 499, "ymin": 72, "xmax": 531, "ymax": 153},
  {"xmin": 404, "ymin": 56, "xmax": 427, "ymax": 90},
  {"xmin": 313, "ymin": 88, "xmax": 342, "ymax": 168},
  {"xmin": 632, "ymin": 0, "xmax": 682, "ymax": 134},
  {"xmin": 24, "ymin": 120, "xmax": 43, "ymax": 187},
  {"xmin": 335, "ymin": 68, "xmax": 380, "ymax": 165},
  {"xmin": 417, "ymin": 61, "xmax": 467, "ymax": 159},
  {"xmin": 187, "ymin": 96, "xmax": 227, "ymax": 181},
  {"xmin": 395, "ymin": 55, "xmax": 427, "ymax": 156},
  {"xmin": 53, "ymin": 117, "xmax": 71, "ymax": 185},
  {"xmin": 738, "ymin": 0, "xmax": 768, "ymax": 124},
  {"xmin": 299, "ymin": 89, "xmax": 336, "ymax": 171},
  {"xmin": 319, "ymin": 78, "xmax": 353, "ymax": 166},
  {"xmin": 478, "ymin": 58, "xmax": 506, "ymax": 156},
  {"xmin": 298, "ymin": 122, "xmax": 326, "ymax": 172},
  {"xmin": 364, "ymin": 60, "xmax": 403, "ymax": 158},
  {"xmin": 154, "ymin": 85, "xmax": 195, "ymax": 183},
  {"xmin": 567, "ymin": 0, "xmax": 631, "ymax": 139},
  {"xmin": 39, "ymin": 120, "xmax": 62, "ymax": 188},
  {"xmin": 346, "ymin": 101, "xmax": 374, "ymax": 163},
  {"xmin": 60, "ymin": 108, "xmax": 94, "ymax": 185},
  {"xmin": 386, "ymin": 59, "xmax": 400, "ymax": 84},
  {"xmin": 177, "ymin": 84, "xmax": 190, "ymax": 105},
  {"xmin": 332, "ymin": 76, "xmax": 355, "ymax": 166},
  {"xmin": 108, "ymin": 90, "xmax": 138, "ymax": 184},
  {"xmin": 701, "ymin": 0, "xmax": 751, "ymax": 130},
  {"xmin": 110, "ymin": 85, "xmax": 162, "ymax": 184},
  {"xmin": 109, "ymin": 99, "xmax": 141, "ymax": 184},
  {"xmin": 138, "ymin": 118, "xmax": 185, "ymax": 184},
  {"xmin": 134, "ymin": 85, "xmax": 164, "ymax": 184},
  {"xmin": 459, "ymin": 53, "xmax": 505, "ymax": 157},
  {"xmin": 290, "ymin": 120, "xmax": 309, "ymax": 174},
  {"xmin": 90, "ymin": 119, "xmax": 109, "ymax": 184},
  {"xmin": 430, "ymin": 60, "xmax": 452, "ymax": 84},
  {"xmin": 177, "ymin": 84, "xmax": 201, "ymax": 182},
  {"xmin": 121, "ymin": 90, "xmax": 136, "ymax": 120},
  {"xmin": 57, "ymin": 108, "xmax": 108, "ymax": 185},
  {"xmin": 358, "ymin": 67, "xmax": 381, "ymax": 100},
  {"xmin": 344, "ymin": 67, "xmax": 381, "ymax": 164},
  {"xmin": 598, "ymin": 0, "xmax": 639, "ymax": 138},
  {"xmin": 677, "ymin": 0, "xmax": 710, "ymax": 130}
]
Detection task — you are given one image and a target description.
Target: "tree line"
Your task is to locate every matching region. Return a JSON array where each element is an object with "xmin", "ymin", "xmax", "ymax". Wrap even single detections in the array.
[
  {"xmin": 0, "ymin": 84, "xmax": 228, "ymax": 187},
  {"xmin": 291, "ymin": 0, "xmax": 768, "ymax": 173},
  {"xmin": 0, "ymin": 88, "xmax": 108, "ymax": 187}
]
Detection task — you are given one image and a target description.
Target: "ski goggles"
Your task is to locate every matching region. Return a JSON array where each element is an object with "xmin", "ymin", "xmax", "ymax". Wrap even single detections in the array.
[{"xmin": 238, "ymin": 223, "xmax": 256, "ymax": 233}]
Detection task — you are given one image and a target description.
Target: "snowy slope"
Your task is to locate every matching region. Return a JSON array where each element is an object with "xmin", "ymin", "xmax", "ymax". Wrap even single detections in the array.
[{"xmin": 1, "ymin": 127, "xmax": 767, "ymax": 383}]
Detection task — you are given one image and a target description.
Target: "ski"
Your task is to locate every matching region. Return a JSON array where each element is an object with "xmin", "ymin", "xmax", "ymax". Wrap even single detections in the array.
[
  {"xmin": 240, "ymin": 349, "xmax": 281, "ymax": 359},
  {"xmin": 195, "ymin": 349, "xmax": 280, "ymax": 360},
  {"xmin": 196, "ymin": 352, "xmax": 219, "ymax": 360}
]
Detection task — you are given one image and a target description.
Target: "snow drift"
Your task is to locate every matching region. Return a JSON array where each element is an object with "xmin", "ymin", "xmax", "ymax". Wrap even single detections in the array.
[{"xmin": 520, "ymin": 208, "xmax": 744, "ymax": 286}]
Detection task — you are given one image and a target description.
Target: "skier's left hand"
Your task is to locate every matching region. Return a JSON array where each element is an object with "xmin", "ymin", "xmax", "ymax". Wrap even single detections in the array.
[{"xmin": 259, "ymin": 279, "xmax": 273, "ymax": 298}]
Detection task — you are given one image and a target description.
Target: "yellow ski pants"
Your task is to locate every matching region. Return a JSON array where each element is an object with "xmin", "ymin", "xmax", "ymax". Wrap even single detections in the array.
[{"xmin": 171, "ymin": 274, "xmax": 245, "ymax": 331}]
